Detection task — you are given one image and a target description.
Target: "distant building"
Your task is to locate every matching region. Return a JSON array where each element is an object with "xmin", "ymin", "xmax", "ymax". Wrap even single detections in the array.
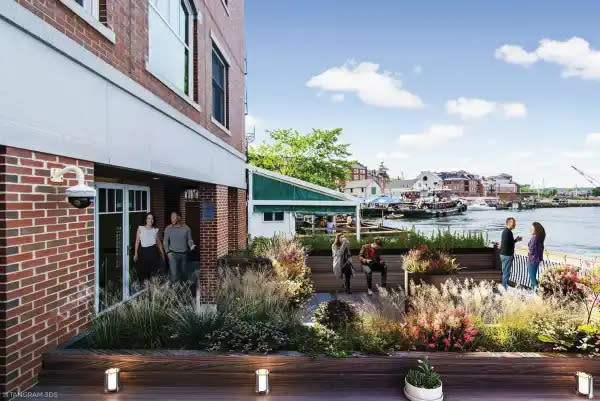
[
  {"xmin": 344, "ymin": 179, "xmax": 382, "ymax": 197},
  {"xmin": 349, "ymin": 162, "xmax": 369, "ymax": 181},
  {"xmin": 387, "ymin": 178, "xmax": 418, "ymax": 197},
  {"xmin": 438, "ymin": 171, "xmax": 483, "ymax": 197},
  {"xmin": 484, "ymin": 173, "xmax": 518, "ymax": 197},
  {"xmin": 413, "ymin": 171, "xmax": 444, "ymax": 192}
]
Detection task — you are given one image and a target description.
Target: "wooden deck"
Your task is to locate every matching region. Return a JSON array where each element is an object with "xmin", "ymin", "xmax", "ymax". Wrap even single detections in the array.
[
  {"xmin": 15, "ymin": 350, "xmax": 599, "ymax": 400},
  {"xmin": 14, "ymin": 383, "xmax": 587, "ymax": 400},
  {"xmin": 308, "ymin": 252, "xmax": 501, "ymax": 292}
]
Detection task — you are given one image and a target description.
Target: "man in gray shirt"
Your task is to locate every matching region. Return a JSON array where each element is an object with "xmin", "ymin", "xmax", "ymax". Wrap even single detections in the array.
[{"xmin": 163, "ymin": 211, "xmax": 195, "ymax": 282}]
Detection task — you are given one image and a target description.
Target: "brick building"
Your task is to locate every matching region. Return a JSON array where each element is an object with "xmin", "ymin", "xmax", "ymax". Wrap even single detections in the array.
[{"xmin": 0, "ymin": 0, "xmax": 246, "ymax": 396}]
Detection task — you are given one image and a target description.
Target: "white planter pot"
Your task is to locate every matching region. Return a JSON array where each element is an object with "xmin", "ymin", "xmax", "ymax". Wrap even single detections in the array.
[{"xmin": 404, "ymin": 378, "xmax": 443, "ymax": 401}]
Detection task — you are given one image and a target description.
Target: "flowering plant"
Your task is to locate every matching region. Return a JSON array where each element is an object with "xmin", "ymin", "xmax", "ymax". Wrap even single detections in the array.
[
  {"xmin": 403, "ymin": 245, "xmax": 461, "ymax": 275},
  {"xmin": 406, "ymin": 306, "xmax": 478, "ymax": 351},
  {"xmin": 539, "ymin": 265, "xmax": 585, "ymax": 300}
]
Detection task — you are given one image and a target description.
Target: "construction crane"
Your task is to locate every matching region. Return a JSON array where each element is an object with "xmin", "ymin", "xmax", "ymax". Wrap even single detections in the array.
[{"xmin": 571, "ymin": 165, "xmax": 600, "ymax": 187}]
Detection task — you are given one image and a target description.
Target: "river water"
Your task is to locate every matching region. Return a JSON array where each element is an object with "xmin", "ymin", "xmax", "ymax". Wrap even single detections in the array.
[{"xmin": 380, "ymin": 207, "xmax": 600, "ymax": 257}]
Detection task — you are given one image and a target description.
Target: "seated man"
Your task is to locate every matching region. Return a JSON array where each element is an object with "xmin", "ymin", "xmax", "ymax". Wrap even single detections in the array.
[{"xmin": 359, "ymin": 238, "xmax": 386, "ymax": 296}]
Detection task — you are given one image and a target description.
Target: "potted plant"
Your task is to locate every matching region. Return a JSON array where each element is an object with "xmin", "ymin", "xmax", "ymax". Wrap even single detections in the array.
[
  {"xmin": 403, "ymin": 245, "xmax": 461, "ymax": 294},
  {"xmin": 404, "ymin": 357, "xmax": 443, "ymax": 401}
]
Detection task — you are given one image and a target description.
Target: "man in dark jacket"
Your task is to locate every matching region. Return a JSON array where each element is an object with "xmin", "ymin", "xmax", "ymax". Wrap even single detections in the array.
[
  {"xmin": 359, "ymin": 238, "xmax": 386, "ymax": 296},
  {"xmin": 499, "ymin": 217, "xmax": 522, "ymax": 289}
]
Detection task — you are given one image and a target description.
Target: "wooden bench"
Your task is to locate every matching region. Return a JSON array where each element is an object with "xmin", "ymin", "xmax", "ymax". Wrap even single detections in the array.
[{"xmin": 307, "ymin": 252, "xmax": 500, "ymax": 293}]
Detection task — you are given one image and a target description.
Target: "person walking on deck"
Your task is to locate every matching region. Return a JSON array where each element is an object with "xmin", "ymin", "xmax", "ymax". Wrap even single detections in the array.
[
  {"xmin": 527, "ymin": 222, "xmax": 546, "ymax": 290},
  {"xmin": 500, "ymin": 217, "xmax": 522, "ymax": 290},
  {"xmin": 359, "ymin": 238, "xmax": 386, "ymax": 296},
  {"xmin": 163, "ymin": 211, "xmax": 195, "ymax": 282},
  {"xmin": 332, "ymin": 233, "xmax": 353, "ymax": 294}
]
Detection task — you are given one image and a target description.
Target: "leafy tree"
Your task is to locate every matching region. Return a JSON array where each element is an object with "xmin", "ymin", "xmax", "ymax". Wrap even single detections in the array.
[
  {"xmin": 593, "ymin": 187, "xmax": 600, "ymax": 197},
  {"xmin": 518, "ymin": 184, "xmax": 537, "ymax": 193},
  {"xmin": 248, "ymin": 128, "xmax": 353, "ymax": 189}
]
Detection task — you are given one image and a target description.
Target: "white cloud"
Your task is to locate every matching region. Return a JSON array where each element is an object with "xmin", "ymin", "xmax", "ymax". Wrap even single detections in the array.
[
  {"xmin": 245, "ymin": 114, "xmax": 260, "ymax": 129},
  {"xmin": 376, "ymin": 151, "xmax": 410, "ymax": 160},
  {"xmin": 487, "ymin": 138, "xmax": 498, "ymax": 145},
  {"xmin": 494, "ymin": 44, "xmax": 539, "ymax": 66},
  {"xmin": 445, "ymin": 97, "xmax": 496, "ymax": 119},
  {"xmin": 511, "ymin": 151, "xmax": 532, "ymax": 159},
  {"xmin": 502, "ymin": 102, "xmax": 527, "ymax": 118},
  {"xmin": 306, "ymin": 61, "xmax": 423, "ymax": 109},
  {"xmin": 585, "ymin": 132, "xmax": 600, "ymax": 146},
  {"xmin": 495, "ymin": 37, "xmax": 600, "ymax": 80},
  {"xmin": 563, "ymin": 151, "xmax": 596, "ymax": 159},
  {"xmin": 445, "ymin": 97, "xmax": 527, "ymax": 119},
  {"xmin": 413, "ymin": 64, "xmax": 423, "ymax": 74},
  {"xmin": 330, "ymin": 93, "xmax": 345, "ymax": 103},
  {"xmin": 397, "ymin": 124, "xmax": 464, "ymax": 148}
]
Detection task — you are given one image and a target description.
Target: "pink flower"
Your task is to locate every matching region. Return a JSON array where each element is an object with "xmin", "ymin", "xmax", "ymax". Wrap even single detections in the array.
[
  {"xmin": 442, "ymin": 338, "xmax": 450, "ymax": 346},
  {"xmin": 427, "ymin": 343, "xmax": 436, "ymax": 349}
]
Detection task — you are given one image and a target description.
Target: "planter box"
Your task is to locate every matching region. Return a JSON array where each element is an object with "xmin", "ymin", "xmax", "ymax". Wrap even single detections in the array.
[{"xmin": 39, "ymin": 349, "xmax": 600, "ymax": 391}]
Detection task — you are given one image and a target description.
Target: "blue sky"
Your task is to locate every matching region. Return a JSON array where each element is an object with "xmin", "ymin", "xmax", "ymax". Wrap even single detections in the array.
[{"xmin": 244, "ymin": 1, "xmax": 600, "ymax": 187}]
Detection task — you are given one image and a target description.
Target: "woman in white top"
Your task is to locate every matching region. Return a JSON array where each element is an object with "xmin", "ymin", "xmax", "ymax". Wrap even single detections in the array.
[
  {"xmin": 332, "ymin": 232, "xmax": 353, "ymax": 294},
  {"xmin": 133, "ymin": 212, "xmax": 165, "ymax": 284}
]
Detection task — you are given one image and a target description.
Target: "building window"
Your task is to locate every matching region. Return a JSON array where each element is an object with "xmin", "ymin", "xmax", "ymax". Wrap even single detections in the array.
[
  {"xmin": 264, "ymin": 212, "xmax": 284, "ymax": 222},
  {"xmin": 148, "ymin": 0, "xmax": 195, "ymax": 97},
  {"xmin": 72, "ymin": 0, "xmax": 99, "ymax": 18},
  {"xmin": 212, "ymin": 43, "xmax": 229, "ymax": 127},
  {"xmin": 361, "ymin": 188, "xmax": 365, "ymax": 193},
  {"xmin": 371, "ymin": 187, "xmax": 376, "ymax": 195}
]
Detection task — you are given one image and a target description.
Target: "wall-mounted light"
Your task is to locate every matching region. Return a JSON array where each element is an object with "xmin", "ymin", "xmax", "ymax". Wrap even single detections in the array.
[
  {"xmin": 576, "ymin": 372, "xmax": 593, "ymax": 398},
  {"xmin": 104, "ymin": 368, "xmax": 121, "ymax": 393},
  {"xmin": 255, "ymin": 369, "xmax": 269, "ymax": 394}
]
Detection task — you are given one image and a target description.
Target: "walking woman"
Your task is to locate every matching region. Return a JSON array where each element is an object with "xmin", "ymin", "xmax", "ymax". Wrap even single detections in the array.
[
  {"xmin": 332, "ymin": 233, "xmax": 353, "ymax": 294},
  {"xmin": 528, "ymin": 221, "xmax": 546, "ymax": 290},
  {"xmin": 133, "ymin": 212, "xmax": 165, "ymax": 284}
]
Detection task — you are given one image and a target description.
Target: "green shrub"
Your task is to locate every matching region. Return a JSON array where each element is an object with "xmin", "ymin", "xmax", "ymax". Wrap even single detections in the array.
[
  {"xmin": 405, "ymin": 357, "xmax": 442, "ymax": 389},
  {"xmin": 403, "ymin": 245, "xmax": 461, "ymax": 275},
  {"xmin": 206, "ymin": 315, "xmax": 291, "ymax": 354},
  {"xmin": 314, "ymin": 300, "xmax": 358, "ymax": 331},
  {"xmin": 475, "ymin": 323, "xmax": 540, "ymax": 352},
  {"xmin": 299, "ymin": 229, "xmax": 486, "ymax": 252},
  {"xmin": 87, "ymin": 280, "xmax": 192, "ymax": 349},
  {"xmin": 171, "ymin": 307, "xmax": 222, "ymax": 349}
]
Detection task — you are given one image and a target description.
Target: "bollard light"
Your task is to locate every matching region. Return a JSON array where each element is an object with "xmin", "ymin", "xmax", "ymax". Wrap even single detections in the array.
[
  {"xmin": 255, "ymin": 369, "xmax": 269, "ymax": 394},
  {"xmin": 104, "ymin": 368, "xmax": 121, "ymax": 393},
  {"xmin": 575, "ymin": 371, "xmax": 593, "ymax": 398}
]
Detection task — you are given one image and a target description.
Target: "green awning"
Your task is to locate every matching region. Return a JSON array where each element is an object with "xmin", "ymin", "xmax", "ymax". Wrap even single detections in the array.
[
  {"xmin": 254, "ymin": 205, "xmax": 356, "ymax": 214},
  {"xmin": 252, "ymin": 174, "xmax": 344, "ymax": 201}
]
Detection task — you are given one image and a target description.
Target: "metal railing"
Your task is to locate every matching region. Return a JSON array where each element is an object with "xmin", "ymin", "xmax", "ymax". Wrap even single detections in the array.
[{"xmin": 509, "ymin": 254, "xmax": 562, "ymax": 288}]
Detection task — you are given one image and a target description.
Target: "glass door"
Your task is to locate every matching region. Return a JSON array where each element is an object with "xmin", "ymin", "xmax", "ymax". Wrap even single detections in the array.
[{"xmin": 95, "ymin": 184, "xmax": 150, "ymax": 313}]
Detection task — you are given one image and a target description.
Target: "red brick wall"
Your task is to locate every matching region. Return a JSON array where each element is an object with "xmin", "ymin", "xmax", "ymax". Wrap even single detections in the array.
[
  {"xmin": 228, "ymin": 188, "xmax": 246, "ymax": 251},
  {"xmin": 0, "ymin": 146, "xmax": 94, "ymax": 395},
  {"xmin": 196, "ymin": 184, "xmax": 229, "ymax": 303},
  {"xmin": 13, "ymin": 0, "xmax": 245, "ymax": 153}
]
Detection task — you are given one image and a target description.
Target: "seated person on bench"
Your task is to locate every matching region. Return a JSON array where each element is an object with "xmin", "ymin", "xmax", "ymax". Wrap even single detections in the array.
[{"xmin": 359, "ymin": 238, "xmax": 386, "ymax": 296}]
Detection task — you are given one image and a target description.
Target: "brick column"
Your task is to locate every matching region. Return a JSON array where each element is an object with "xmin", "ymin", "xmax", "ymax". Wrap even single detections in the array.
[
  {"xmin": 196, "ymin": 184, "xmax": 228, "ymax": 304},
  {"xmin": 227, "ymin": 188, "xmax": 247, "ymax": 251},
  {"xmin": 0, "ymin": 146, "xmax": 94, "ymax": 395}
]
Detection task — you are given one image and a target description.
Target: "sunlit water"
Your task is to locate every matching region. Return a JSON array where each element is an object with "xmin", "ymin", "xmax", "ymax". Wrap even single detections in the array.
[{"xmin": 379, "ymin": 207, "xmax": 600, "ymax": 257}]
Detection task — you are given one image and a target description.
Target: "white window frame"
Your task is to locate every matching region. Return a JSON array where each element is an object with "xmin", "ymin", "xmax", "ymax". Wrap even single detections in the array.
[
  {"xmin": 94, "ymin": 183, "xmax": 151, "ymax": 314},
  {"xmin": 57, "ymin": 0, "xmax": 116, "ymax": 43},
  {"xmin": 263, "ymin": 211, "xmax": 284, "ymax": 222},
  {"xmin": 146, "ymin": 0, "xmax": 199, "ymax": 110}
]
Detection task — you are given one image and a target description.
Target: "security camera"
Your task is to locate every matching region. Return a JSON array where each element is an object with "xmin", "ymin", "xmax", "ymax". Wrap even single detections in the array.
[
  {"xmin": 65, "ymin": 183, "xmax": 96, "ymax": 209},
  {"xmin": 50, "ymin": 165, "xmax": 97, "ymax": 209}
]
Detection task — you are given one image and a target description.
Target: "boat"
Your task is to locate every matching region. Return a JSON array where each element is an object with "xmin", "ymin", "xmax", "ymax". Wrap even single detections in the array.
[
  {"xmin": 399, "ymin": 198, "xmax": 466, "ymax": 218},
  {"xmin": 466, "ymin": 198, "xmax": 496, "ymax": 211}
]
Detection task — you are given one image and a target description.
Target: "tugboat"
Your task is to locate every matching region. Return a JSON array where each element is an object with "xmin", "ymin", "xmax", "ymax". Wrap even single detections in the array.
[{"xmin": 399, "ymin": 197, "xmax": 466, "ymax": 218}]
